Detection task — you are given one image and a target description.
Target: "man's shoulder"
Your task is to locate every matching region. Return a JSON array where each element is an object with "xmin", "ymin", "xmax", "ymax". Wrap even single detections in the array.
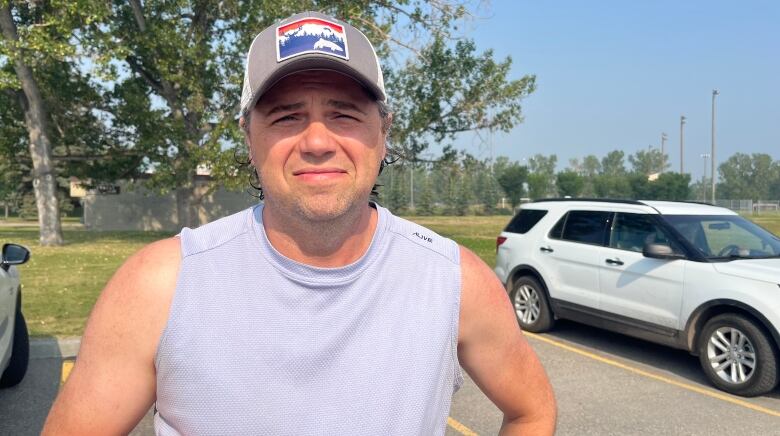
[
  {"xmin": 179, "ymin": 206, "xmax": 256, "ymax": 258},
  {"xmin": 382, "ymin": 209, "xmax": 460, "ymax": 266}
]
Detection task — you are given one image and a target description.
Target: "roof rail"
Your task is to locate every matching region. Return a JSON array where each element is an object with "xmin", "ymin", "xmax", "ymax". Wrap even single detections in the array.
[
  {"xmin": 531, "ymin": 198, "xmax": 644, "ymax": 205},
  {"xmin": 660, "ymin": 200, "xmax": 718, "ymax": 207}
]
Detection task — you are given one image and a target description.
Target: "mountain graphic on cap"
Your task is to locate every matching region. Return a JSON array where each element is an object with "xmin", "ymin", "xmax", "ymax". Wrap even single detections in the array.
[{"xmin": 277, "ymin": 18, "xmax": 349, "ymax": 61}]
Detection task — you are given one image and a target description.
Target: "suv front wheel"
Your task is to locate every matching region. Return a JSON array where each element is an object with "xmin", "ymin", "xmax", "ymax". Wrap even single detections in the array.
[
  {"xmin": 510, "ymin": 276, "xmax": 554, "ymax": 333},
  {"xmin": 698, "ymin": 313, "xmax": 778, "ymax": 397}
]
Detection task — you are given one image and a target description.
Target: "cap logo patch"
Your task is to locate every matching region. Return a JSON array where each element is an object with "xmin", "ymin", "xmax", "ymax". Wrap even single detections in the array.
[{"xmin": 277, "ymin": 18, "xmax": 349, "ymax": 62}]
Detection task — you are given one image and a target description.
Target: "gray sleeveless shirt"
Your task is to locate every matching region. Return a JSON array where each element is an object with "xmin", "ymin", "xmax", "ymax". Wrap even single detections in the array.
[{"xmin": 154, "ymin": 203, "xmax": 463, "ymax": 435}]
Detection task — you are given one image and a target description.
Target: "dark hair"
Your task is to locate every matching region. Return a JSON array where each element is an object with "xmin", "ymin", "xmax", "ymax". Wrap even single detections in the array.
[{"xmin": 237, "ymin": 100, "xmax": 395, "ymax": 200}]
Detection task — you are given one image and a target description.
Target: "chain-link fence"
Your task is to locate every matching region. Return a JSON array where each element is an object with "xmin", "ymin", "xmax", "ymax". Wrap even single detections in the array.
[{"xmin": 714, "ymin": 199, "xmax": 780, "ymax": 214}]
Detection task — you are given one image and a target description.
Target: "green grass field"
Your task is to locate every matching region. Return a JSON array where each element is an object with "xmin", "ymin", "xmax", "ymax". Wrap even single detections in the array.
[
  {"xmin": 1, "ymin": 224, "xmax": 173, "ymax": 337},
  {"xmin": 2, "ymin": 213, "xmax": 779, "ymax": 338}
]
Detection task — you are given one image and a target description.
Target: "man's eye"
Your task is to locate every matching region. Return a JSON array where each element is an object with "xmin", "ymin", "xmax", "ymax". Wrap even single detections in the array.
[{"xmin": 273, "ymin": 115, "xmax": 297, "ymax": 123}]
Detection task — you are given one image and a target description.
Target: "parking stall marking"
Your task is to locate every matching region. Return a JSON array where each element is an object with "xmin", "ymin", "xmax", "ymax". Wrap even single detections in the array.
[
  {"xmin": 56, "ymin": 361, "xmax": 481, "ymax": 434},
  {"xmin": 447, "ymin": 417, "xmax": 479, "ymax": 435},
  {"xmin": 60, "ymin": 360, "xmax": 74, "ymax": 386},
  {"xmin": 525, "ymin": 332, "xmax": 780, "ymax": 418}
]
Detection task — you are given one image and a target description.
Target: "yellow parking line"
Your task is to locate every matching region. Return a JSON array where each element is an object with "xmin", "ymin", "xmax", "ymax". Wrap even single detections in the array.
[
  {"xmin": 60, "ymin": 360, "xmax": 74, "ymax": 386},
  {"xmin": 447, "ymin": 417, "xmax": 479, "ymax": 435},
  {"xmin": 525, "ymin": 332, "xmax": 780, "ymax": 417}
]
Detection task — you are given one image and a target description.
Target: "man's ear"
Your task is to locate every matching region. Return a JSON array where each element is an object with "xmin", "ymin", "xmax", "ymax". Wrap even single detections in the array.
[{"xmin": 239, "ymin": 116, "xmax": 247, "ymax": 130}]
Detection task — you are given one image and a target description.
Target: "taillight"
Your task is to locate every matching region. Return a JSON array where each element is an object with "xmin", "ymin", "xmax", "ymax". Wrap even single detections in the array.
[{"xmin": 496, "ymin": 236, "xmax": 507, "ymax": 253}]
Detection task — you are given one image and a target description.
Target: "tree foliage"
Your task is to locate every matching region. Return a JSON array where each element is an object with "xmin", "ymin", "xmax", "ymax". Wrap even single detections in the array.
[
  {"xmin": 600, "ymin": 150, "xmax": 627, "ymax": 176},
  {"xmin": 496, "ymin": 163, "xmax": 528, "ymax": 209},
  {"xmin": 389, "ymin": 35, "xmax": 535, "ymax": 159},
  {"xmin": 718, "ymin": 153, "xmax": 779, "ymax": 200},
  {"xmin": 628, "ymin": 149, "xmax": 668, "ymax": 176},
  {"xmin": 556, "ymin": 170, "xmax": 584, "ymax": 197},
  {"xmin": 1, "ymin": 0, "xmax": 131, "ymax": 243}
]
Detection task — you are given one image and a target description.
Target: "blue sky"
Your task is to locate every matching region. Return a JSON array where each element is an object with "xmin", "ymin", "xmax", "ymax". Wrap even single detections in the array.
[{"xmin": 450, "ymin": 0, "xmax": 779, "ymax": 180}]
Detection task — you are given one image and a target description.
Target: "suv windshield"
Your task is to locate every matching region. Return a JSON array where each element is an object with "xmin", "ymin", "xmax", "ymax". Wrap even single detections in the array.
[{"xmin": 663, "ymin": 215, "xmax": 780, "ymax": 260}]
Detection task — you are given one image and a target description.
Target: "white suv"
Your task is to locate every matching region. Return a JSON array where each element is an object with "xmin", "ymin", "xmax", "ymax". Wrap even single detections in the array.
[
  {"xmin": 495, "ymin": 199, "xmax": 780, "ymax": 397},
  {"xmin": 1, "ymin": 243, "xmax": 30, "ymax": 388}
]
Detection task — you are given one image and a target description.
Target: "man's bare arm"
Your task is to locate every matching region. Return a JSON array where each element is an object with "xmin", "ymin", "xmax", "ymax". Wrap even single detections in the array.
[
  {"xmin": 42, "ymin": 237, "xmax": 181, "ymax": 435},
  {"xmin": 457, "ymin": 246, "xmax": 557, "ymax": 435}
]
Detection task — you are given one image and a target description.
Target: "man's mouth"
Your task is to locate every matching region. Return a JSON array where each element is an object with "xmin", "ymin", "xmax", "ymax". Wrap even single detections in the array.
[{"xmin": 292, "ymin": 167, "xmax": 348, "ymax": 182}]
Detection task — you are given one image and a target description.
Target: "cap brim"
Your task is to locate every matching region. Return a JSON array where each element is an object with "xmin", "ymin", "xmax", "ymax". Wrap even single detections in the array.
[{"xmin": 242, "ymin": 56, "xmax": 385, "ymax": 117}]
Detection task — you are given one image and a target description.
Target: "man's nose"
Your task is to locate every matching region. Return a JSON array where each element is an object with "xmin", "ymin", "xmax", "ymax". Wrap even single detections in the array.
[{"xmin": 299, "ymin": 121, "xmax": 336, "ymax": 157}]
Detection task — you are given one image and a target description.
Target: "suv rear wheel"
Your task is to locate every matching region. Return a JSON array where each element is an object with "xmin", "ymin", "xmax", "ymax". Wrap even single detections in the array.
[
  {"xmin": 510, "ymin": 276, "xmax": 554, "ymax": 333},
  {"xmin": 698, "ymin": 313, "xmax": 778, "ymax": 397}
]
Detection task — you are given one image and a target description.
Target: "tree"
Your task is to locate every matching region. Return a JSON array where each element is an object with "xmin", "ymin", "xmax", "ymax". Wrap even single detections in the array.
[
  {"xmin": 478, "ymin": 171, "xmax": 500, "ymax": 214},
  {"xmin": 383, "ymin": 164, "xmax": 409, "ymax": 214},
  {"xmin": 594, "ymin": 174, "xmax": 632, "ymax": 199},
  {"xmin": 497, "ymin": 163, "xmax": 528, "ymax": 209},
  {"xmin": 389, "ymin": 35, "xmax": 536, "ymax": 160},
  {"xmin": 574, "ymin": 154, "xmax": 601, "ymax": 197},
  {"xmin": 653, "ymin": 173, "xmax": 691, "ymax": 200},
  {"xmin": 581, "ymin": 155, "xmax": 602, "ymax": 177},
  {"xmin": 601, "ymin": 150, "xmax": 627, "ymax": 176},
  {"xmin": 629, "ymin": 149, "xmax": 668, "ymax": 176},
  {"xmin": 0, "ymin": 2, "xmax": 74, "ymax": 244},
  {"xmin": 452, "ymin": 176, "xmax": 470, "ymax": 216},
  {"xmin": 526, "ymin": 173, "xmax": 549, "ymax": 200},
  {"xmin": 718, "ymin": 153, "xmax": 777, "ymax": 200},
  {"xmin": 416, "ymin": 173, "xmax": 435, "ymax": 216},
  {"xmin": 1, "ymin": 1, "xmax": 128, "ymax": 242},
  {"xmin": 556, "ymin": 170, "xmax": 584, "ymax": 197},
  {"xmin": 527, "ymin": 154, "xmax": 557, "ymax": 199},
  {"xmin": 629, "ymin": 173, "xmax": 691, "ymax": 200},
  {"xmin": 770, "ymin": 173, "xmax": 780, "ymax": 200}
]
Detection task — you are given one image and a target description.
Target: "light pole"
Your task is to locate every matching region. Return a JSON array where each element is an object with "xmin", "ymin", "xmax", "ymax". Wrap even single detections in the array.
[
  {"xmin": 700, "ymin": 153, "xmax": 710, "ymax": 202},
  {"xmin": 660, "ymin": 132, "xmax": 668, "ymax": 173},
  {"xmin": 680, "ymin": 116, "xmax": 686, "ymax": 174},
  {"xmin": 409, "ymin": 162, "xmax": 414, "ymax": 210},
  {"xmin": 711, "ymin": 89, "xmax": 719, "ymax": 204}
]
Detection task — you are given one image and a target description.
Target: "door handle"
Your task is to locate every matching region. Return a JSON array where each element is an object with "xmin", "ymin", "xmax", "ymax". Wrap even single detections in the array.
[
  {"xmin": 605, "ymin": 258, "xmax": 624, "ymax": 266},
  {"xmin": 539, "ymin": 246, "xmax": 554, "ymax": 253}
]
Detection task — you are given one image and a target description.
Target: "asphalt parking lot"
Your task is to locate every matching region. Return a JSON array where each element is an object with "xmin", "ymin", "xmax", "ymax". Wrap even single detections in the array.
[{"xmin": 2, "ymin": 321, "xmax": 779, "ymax": 435}]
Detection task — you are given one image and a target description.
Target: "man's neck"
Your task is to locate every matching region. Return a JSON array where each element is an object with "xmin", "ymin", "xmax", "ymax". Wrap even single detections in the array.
[{"xmin": 261, "ymin": 201, "xmax": 378, "ymax": 268}]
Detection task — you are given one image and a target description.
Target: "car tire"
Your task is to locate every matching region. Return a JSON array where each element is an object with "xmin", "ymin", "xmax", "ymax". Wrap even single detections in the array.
[
  {"xmin": 0, "ymin": 302, "xmax": 29, "ymax": 389},
  {"xmin": 698, "ymin": 313, "xmax": 778, "ymax": 397},
  {"xmin": 509, "ymin": 276, "xmax": 554, "ymax": 333}
]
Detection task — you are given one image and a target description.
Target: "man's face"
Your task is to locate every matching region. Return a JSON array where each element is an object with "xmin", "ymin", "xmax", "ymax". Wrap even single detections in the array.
[{"xmin": 246, "ymin": 70, "xmax": 386, "ymax": 222}]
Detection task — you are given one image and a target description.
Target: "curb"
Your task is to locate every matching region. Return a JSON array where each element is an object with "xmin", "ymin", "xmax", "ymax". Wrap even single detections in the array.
[{"xmin": 30, "ymin": 337, "xmax": 81, "ymax": 359}]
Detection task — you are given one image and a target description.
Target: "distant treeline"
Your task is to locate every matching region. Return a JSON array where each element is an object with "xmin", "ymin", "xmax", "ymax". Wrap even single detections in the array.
[{"xmin": 376, "ymin": 150, "xmax": 780, "ymax": 215}]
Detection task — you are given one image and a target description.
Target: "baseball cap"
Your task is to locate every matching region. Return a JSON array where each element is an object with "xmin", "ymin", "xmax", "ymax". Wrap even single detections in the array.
[{"xmin": 240, "ymin": 11, "xmax": 386, "ymax": 118}]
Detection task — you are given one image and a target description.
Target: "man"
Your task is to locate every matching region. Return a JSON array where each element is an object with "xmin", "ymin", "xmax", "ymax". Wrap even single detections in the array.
[{"xmin": 43, "ymin": 11, "xmax": 555, "ymax": 435}]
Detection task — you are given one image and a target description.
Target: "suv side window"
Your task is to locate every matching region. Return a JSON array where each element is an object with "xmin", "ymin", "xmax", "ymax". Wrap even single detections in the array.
[
  {"xmin": 609, "ymin": 213, "xmax": 679, "ymax": 253},
  {"xmin": 559, "ymin": 211, "xmax": 611, "ymax": 245},
  {"xmin": 505, "ymin": 209, "xmax": 548, "ymax": 234}
]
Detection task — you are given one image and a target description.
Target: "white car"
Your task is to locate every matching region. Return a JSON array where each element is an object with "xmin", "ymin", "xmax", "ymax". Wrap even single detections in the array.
[
  {"xmin": 1, "ymin": 243, "xmax": 30, "ymax": 388},
  {"xmin": 495, "ymin": 199, "xmax": 780, "ymax": 397}
]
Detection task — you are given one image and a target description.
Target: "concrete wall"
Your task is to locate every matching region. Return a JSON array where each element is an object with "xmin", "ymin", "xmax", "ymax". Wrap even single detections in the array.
[{"xmin": 83, "ymin": 184, "xmax": 259, "ymax": 231}]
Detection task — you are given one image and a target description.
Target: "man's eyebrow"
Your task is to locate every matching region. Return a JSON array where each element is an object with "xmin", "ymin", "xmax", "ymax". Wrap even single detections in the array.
[
  {"xmin": 265, "ymin": 102, "xmax": 304, "ymax": 116},
  {"xmin": 327, "ymin": 99, "xmax": 367, "ymax": 115}
]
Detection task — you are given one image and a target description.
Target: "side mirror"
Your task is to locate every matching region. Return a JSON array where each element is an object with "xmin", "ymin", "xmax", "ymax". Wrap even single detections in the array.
[
  {"xmin": 643, "ymin": 243, "xmax": 684, "ymax": 260},
  {"xmin": 1, "ymin": 243, "xmax": 30, "ymax": 271}
]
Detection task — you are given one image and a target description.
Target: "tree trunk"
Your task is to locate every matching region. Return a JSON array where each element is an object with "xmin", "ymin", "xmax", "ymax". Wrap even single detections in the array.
[{"xmin": 0, "ymin": 4, "xmax": 63, "ymax": 245}]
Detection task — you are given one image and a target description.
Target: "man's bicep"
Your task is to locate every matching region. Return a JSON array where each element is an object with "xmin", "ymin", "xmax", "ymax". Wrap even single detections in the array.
[
  {"xmin": 42, "ymin": 237, "xmax": 180, "ymax": 435},
  {"xmin": 457, "ymin": 246, "xmax": 556, "ymax": 426}
]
